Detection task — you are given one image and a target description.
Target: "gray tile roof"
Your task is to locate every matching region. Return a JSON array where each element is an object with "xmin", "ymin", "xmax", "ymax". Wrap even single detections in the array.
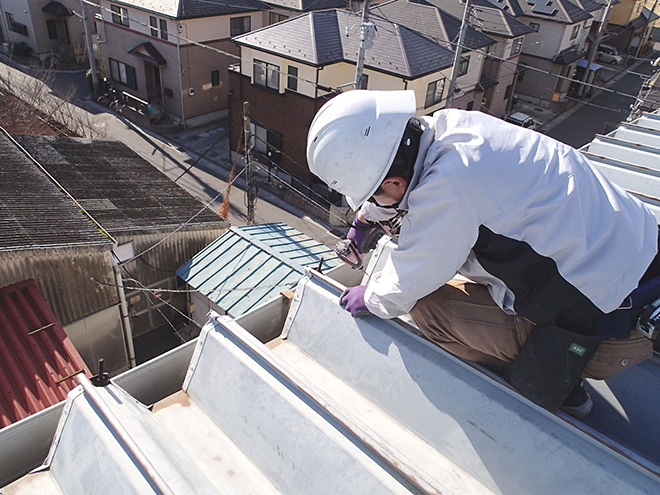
[
  {"xmin": 373, "ymin": 0, "xmax": 497, "ymax": 48},
  {"xmin": 471, "ymin": 3, "xmax": 534, "ymax": 37},
  {"xmin": 0, "ymin": 133, "xmax": 110, "ymax": 251},
  {"xmin": 485, "ymin": 0, "xmax": 592, "ymax": 24},
  {"xmin": 263, "ymin": 0, "xmax": 349, "ymax": 11},
  {"xmin": 111, "ymin": 0, "xmax": 271, "ymax": 20},
  {"xmin": 234, "ymin": 9, "xmax": 457, "ymax": 78},
  {"xmin": 14, "ymin": 136, "xmax": 227, "ymax": 235}
]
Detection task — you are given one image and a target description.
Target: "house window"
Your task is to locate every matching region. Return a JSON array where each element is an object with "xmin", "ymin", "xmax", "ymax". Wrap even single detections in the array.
[
  {"xmin": 230, "ymin": 16, "xmax": 251, "ymax": 36},
  {"xmin": 529, "ymin": 22, "xmax": 540, "ymax": 32},
  {"xmin": 425, "ymin": 78, "xmax": 446, "ymax": 108},
  {"xmin": 46, "ymin": 19, "xmax": 58, "ymax": 39},
  {"xmin": 6, "ymin": 13, "xmax": 28, "ymax": 35},
  {"xmin": 458, "ymin": 55, "xmax": 470, "ymax": 76},
  {"xmin": 287, "ymin": 66, "xmax": 298, "ymax": 91},
  {"xmin": 160, "ymin": 19, "xmax": 168, "ymax": 40},
  {"xmin": 269, "ymin": 12, "xmax": 289, "ymax": 25},
  {"xmin": 510, "ymin": 37, "xmax": 523, "ymax": 56},
  {"xmin": 149, "ymin": 16, "xmax": 168, "ymax": 40},
  {"xmin": 111, "ymin": 5, "xmax": 129, "ymax": 27},
  {"xmin": 254, "ymin": 59, "xmax": 279, "ymax": 90},
  {"xmin": 570, "ymin": 24, "xmax": 579, "ymax": 40},
  {"xmin": 109, "ymin": 58, "xmax": 137, "ymax": 90},
  {"xmin": 211, "ymin": 70, "xmax": 220, "ymax": 87}
]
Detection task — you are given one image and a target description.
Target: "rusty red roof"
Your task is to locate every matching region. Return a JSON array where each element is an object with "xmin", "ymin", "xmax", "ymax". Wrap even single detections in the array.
[{"xmin": 0, "ymin": 279, "xmax": 91, "ymax": 428}]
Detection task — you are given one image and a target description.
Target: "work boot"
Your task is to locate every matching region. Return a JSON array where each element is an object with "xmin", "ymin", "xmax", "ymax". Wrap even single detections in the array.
[{"xmin": 560, "ymin": 379, "xmax": 593, "ymax": 419}]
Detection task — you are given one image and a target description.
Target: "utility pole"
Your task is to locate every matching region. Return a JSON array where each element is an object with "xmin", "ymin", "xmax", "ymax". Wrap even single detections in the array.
[
  {"xmin": 446, "ymin": 0, "xmax": 472, "ymax": 107},
  {"xmin": 577, "ymin": 0, "xmax": 614, "ymax": 97},
  {"xmin": 354, "ymin": 0, "xmax": 375, "ymax": 90},
  {"xmin": 243, "ymin": 101, "xmax": 256, "ymax": 225},
  {"xmin": 635, "ymin": 0, "xmax": 659, "ymax": 60},
  {"xmin": 81, "ymin": 0, "xmax": 99, "ymax": 96}
]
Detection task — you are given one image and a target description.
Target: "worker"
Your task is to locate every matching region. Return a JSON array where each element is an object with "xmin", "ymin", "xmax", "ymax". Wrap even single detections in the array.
[{"xmin": 306, "ymin": 90, "xmax": 658, "ymax": 418}]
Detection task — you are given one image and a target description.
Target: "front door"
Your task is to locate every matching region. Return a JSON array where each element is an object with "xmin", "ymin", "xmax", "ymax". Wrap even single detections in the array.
[{"xmin": 144, "ymin": 62, "xmax": 162, "ymax": 104}]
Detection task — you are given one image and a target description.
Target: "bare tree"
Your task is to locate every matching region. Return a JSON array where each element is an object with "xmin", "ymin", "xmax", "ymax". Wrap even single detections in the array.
[{"xmin": 0, "ymin": 62, "xmax": 106, "ymax": 138}]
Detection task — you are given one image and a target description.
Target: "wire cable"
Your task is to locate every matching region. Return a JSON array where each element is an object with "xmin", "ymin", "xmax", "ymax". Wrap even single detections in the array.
[
  {"xmin": 174, "ymin": 116, "xmax": 242, "ymax": 183},
  {"xmin": 120, "ymin": 160, "xmax": 247, "ymax": 265}
]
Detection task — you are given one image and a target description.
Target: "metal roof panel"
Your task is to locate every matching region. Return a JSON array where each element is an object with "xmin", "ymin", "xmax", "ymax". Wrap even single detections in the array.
[
  {"xmin": 0, "ymin": 279, "xmax": 91, "ymax": 428},
  {"xmin": 177, "ymin": 222, "xmax": 340, "ymax": 316}
]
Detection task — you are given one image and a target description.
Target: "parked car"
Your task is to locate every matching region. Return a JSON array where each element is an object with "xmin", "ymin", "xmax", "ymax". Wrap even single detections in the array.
[
  {"xmin": 504, "ymin": 112, "xmax": 537, "ymax": 130},
  {"xmin": 596, "ymin": 45, "xmax": 623, "ymax": 66}
]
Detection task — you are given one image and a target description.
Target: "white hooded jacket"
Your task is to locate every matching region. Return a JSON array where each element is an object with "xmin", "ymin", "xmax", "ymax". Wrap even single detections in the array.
[{"xmin": 362, "ymin": 109, "xmax": 658, "ymax": 322}]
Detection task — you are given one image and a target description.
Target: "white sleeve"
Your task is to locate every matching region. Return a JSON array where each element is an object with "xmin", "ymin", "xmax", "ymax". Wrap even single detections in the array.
[
  {"xmin": 359, "ymin": 202, "xmax": 399, "ymax": 222},
  {"xmin": 364, "ymin": 154, "xmax": 480, "ymax": 318}
]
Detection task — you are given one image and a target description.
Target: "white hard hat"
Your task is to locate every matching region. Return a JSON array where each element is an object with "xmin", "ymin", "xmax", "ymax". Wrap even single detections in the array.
[{"xmin": 306, "ymin": 90, "xmax": 416, "ymax": 209}]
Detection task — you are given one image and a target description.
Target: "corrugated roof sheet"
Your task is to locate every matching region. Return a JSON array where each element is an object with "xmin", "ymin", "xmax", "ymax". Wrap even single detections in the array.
[
  {"xmin": 0, "ymin": 279, "xmax": 91, "ymax": 428},
  {"xmin": 14, "ymin": 136, "xmax": 226, "ymax": 234},
  {"xmin": 176, "ymin": 222, "xmax": 340, "ymax": 316},
  {"xmin": 581, "ymin": 110, "xmax": 660, "ymax": 221},
  {"xmin": 234, "ymin": 9, "xmax": 457, "ymax": 78},
  {"xmin": 0, "ymin": 133, "xmax": 110, "ymax": 251}
]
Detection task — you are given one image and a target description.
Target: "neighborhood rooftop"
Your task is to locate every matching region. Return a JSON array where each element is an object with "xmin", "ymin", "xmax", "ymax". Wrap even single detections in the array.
[
  {"xmin": 109, "ymin": 0, "xmax": 273, "ymax": 19},
  {"xmin": 14, "ymin": 135, "xmax": 226, "ymax": 234},
  {"xmin": 0, "ymin": 133, "xmax": 110, "ymax": 251},
  {"xmin": 485, "ymin": 0, "xmax": 592, "ymax": 24},
  {"xmin": 371, "ymin": 0, "xmax": 497, "ymax": 51},
  {"xmin": 233, "ymin": 8, "xmax": 458, "ymax": 78},
  {"xmin": 418, "ymin": 0, "xmax": 534, "ymax": 38}
]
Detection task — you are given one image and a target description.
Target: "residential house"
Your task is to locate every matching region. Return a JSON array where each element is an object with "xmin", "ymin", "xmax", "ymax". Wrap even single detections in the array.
[
  {"xmin": 607, "ymin": 0, "xmax": 659, "ymax": 55},
  {"xmin": 373, "ymin": 0, "xmax": 527, "ymax": 116},
  {"xmin": 486, "ymin": 0, "xmax": 598, "ymax": 109},
  {"xmin": 0, "ymin": 0, "xmax": 87, "ymax": 62},
  {"xmin": 263, "ymin": 0, "xmax": 350, "ymax": 25},
  {"xmin": 1, "ymin": 131, "xmax": 228, "ymax": 375},
  {"xmin": 229, "ymin": 8, "xmax": 457, "ymax": 188},
  {"xmin": 95, "ymin": 0, "xmax": 270, "ymax": 127}
]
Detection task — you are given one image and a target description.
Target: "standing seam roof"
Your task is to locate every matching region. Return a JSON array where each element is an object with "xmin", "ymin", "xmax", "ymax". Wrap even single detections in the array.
[{"xmin": 176, "ymin": 222, "xmax": 340, "ymax": 317}]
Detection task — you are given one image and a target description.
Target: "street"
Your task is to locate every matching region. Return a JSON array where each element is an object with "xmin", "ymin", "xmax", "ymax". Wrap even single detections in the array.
[{"xmin": 544, "ymin": 57, "xmax": 658, "ymax": 148}]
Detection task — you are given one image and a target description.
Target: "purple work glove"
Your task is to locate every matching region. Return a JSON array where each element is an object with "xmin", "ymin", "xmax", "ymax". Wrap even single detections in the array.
[
  {"xmin": 346, "ymin": 215, "xmax": 372, "ymax": 254},
  {"xmin": 339, "ymin": 285, "xmax": 370, "ymax": 317}
]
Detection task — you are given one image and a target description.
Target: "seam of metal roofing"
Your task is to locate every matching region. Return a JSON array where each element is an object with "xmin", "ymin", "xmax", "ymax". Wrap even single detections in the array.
[
  {"xmin": 176, "ymin": 223, "xmax": 339, "ymax": 316},
  {"xmin": 0, "ymin": 279, "xmax": 90, "ymax": 428},
  {"xmin": 279, "ymin": 269, "xmax": 660, "ymax": 490}
]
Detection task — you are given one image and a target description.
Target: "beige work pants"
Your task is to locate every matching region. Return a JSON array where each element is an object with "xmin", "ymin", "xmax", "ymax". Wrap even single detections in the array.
[{"xmin": 409, "ymin": 279, "xmax": 653, "ymax": 380}]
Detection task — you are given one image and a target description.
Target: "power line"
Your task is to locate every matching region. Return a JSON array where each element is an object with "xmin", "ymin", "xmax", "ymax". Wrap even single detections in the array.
[
  {"xmin": 80, "ymin": 0, "xmax": 344, "ymax": 94},
  {"xmin": 368, "ymin": 7, "xmax": 650, "ymax": 104},
  {"xmin": 174, "ymin": 116, "xmax": 242, "ymax": 182},
  {"xmin": 92, "ymin": 277, "xmax": 298, "ymax": 295},
  {"xmin": 119, "ymin": 160, "xmax": 248, "ymax": 265}
]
